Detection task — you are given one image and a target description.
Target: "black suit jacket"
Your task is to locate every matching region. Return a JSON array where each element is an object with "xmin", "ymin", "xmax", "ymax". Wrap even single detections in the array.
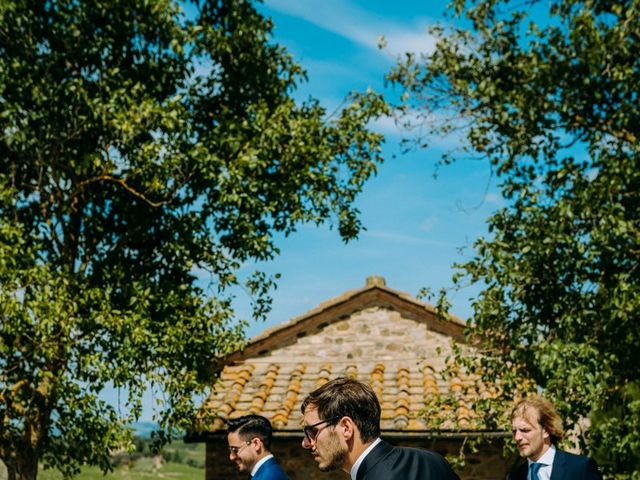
[
  {"xmin": 507, "ymin": 448, "xmax": 602, "ymax": 480},
  {"xmin": 356, "ymin": 440, "xmax": 459, "ymax": 480}
]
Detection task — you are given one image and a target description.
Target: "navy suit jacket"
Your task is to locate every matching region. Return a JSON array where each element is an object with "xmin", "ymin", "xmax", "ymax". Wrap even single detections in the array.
[
  {"xmin": 507, "ymin": 449, "xmax": 602, "ymax": 480},
  {"xmin": 252, "ymin": 456, "xmax": 289, "ymax": 480},
  {"xmin": 355, "ymin": 440, "xmax": 460, "ymax": 480}
]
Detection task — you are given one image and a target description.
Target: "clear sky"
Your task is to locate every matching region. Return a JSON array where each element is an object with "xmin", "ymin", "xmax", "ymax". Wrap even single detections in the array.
[
  {"xmin": 126, "ymin": 0, "xmax": 505, "ymax": 423},
  {"xmin": 232, "ymin": 0, "xmax": 503, "ymax": 339}
]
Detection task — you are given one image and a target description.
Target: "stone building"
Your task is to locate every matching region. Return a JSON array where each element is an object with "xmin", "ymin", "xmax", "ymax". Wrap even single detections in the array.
[{"xmin": 190, "ymin": 276, "xmax": 516, "ymax": 479}]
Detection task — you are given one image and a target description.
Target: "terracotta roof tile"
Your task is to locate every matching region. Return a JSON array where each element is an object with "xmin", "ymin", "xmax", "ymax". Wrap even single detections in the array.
[
  {"xmin": 313, "ymin": 364, "xmax": 332, "ymax": 390},
  {"xmin": 450, "ymin": 376, "xmax": 463, "ymax": 394},
  {"xmin": 202, "ymin": 361, "xmax": 490, "ymax": 433},
  {"xmin": 369, "ymin": 363, "xmax": 385, "ymax": 401},
  {"xmin": 343, "ymin": 364, "xmax": 358, "ymax": 379},
  {"xmin": 393, "ymin": 366, "xmax": 411, "ymax": 428},
  {"xmin": 422, "ymin": 365, "xmax": 440, "ymax": 396},
  {"xmin": 203, "ymin": 364, "xmax": 255, "ymax": 430},
  {"xmin": 249, "ymin": 364, "xmax": 279, "ymax": 414},
  {"xmin": 272, "ymin": 364, "xmax": 306, "ymax": 428}
]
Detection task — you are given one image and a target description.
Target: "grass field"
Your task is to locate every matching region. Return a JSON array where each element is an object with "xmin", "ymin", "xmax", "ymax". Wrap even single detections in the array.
[
  {"xmin": 38, "ymin": 461, "xmax": 204, "ymax": 480},
  {"xmin": 2, "ymin": 461, "xmax": 204, "ymax": 480},
  {"xmin": 1, "ymin": 442, "xmax": 206, "ymax": 480}
]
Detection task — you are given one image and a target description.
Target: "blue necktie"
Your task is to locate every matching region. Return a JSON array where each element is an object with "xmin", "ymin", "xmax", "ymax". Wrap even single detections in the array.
[{"xmin": 529, "ymin": 462, "xmax": 543, "ymax": 480}]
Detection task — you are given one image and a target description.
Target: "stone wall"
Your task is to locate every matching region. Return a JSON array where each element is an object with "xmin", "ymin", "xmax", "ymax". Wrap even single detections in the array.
[
  {"xmin": 205, "ymin": 437, "xmax": 517, "ymax": 480},
  {"xmin": 253, "ymin": 307, "xmax": 457, "ymax": 369}
]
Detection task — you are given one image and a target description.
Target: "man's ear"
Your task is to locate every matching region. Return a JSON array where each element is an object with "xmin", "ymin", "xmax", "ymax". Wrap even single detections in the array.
[
  {"xmin": 250, "ymin": 436, "xmax": 263, "ymax": 452},
  {"xmin": 338, "ymin": 416, "xmax": 357, "ymax": 441}
]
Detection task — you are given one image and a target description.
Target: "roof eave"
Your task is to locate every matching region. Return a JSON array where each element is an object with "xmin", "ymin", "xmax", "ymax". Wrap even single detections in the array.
[{"xmin": 185, "ymin": 429, "xmax": 509, "ymax": 443}]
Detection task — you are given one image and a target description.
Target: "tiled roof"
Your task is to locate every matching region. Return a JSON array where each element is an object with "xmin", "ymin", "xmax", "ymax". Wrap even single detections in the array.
[
  {"xmin": 198, "ymin": 277, "xmax": 497, "ymax": 436},
  {"xmin": 201, "ymin": 360, "xmax": 493, "ymax": 434}
]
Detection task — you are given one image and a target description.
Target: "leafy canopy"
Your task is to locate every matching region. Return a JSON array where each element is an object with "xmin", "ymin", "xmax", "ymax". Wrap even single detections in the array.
[
  {"xmin": 0, "ymin": 0, "xmax": 387, "ymax": 478},
  {"xmin": 387, "ymin": 0, "xmax": 640, "ymax": 476}
]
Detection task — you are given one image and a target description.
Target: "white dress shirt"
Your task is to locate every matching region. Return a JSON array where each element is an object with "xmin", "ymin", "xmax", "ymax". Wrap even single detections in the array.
[
  {"xmin": 528, "ymin": 445, "xmax": 556, "ymax": 480},
  {"xmin": 350, "ymin": 437, "xmax": 382, "ymax": 480},
  {"xmin": 251, "ymin": 453, "xmax": 274, "ymax": 477}
]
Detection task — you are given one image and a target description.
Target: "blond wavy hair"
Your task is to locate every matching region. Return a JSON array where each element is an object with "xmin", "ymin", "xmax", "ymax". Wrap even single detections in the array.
[{"xmin": 511, "ymin": 395, "xmax": 564, "ymax": 445}]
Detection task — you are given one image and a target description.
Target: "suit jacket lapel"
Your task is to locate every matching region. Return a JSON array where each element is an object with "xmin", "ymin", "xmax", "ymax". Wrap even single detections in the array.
[
  {"xmin": 550, "ymin": 449, "xmax": 567, "ymax": 480},
  {"xmin": 356, "ymin": 440, "xmax": 393, "ymax": 480},
  {"xmin": 511, "ymin": 462, "xmax": 528, "ymax": 480}
]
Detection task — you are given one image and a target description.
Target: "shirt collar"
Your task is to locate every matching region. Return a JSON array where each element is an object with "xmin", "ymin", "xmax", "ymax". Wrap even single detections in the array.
[
  {"xmin": 350, "ymin": 438, "xmax": 382, "ymax": 480},
  {"xmin": 528, "ymin": 444, "xmax": 556, "ymax": 467},
  {"xmin": 251, "ymin": 453, "xmax": 274, "ymax": 477}
]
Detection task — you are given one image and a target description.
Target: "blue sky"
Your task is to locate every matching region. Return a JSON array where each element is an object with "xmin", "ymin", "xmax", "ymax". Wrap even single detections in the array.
[
  {"xmin": 123, "ymin": 0, "xmax": 505, "ymax": 422},
  {"xmin": 231, "ymin": 0, "xmax": 503, "ymax": 338}
]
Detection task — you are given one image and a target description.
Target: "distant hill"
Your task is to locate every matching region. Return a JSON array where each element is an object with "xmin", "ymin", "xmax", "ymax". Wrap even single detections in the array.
[
  {"xmin": 132, "ymin": 421, "xmax": 159, "ymax": 438},
  {"xmin": 131, "ymin": 421, "xmax": 191, "ymax": 441}
]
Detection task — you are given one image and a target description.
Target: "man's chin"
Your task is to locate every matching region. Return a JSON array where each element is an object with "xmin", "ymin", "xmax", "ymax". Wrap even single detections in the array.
[
  {"xmin": 318, "ymin": 464, "xmax": 339, "ymax": 473},
  {"xmin": 317, "ymin": 458, "xmax": 343, "ymax": 472}
]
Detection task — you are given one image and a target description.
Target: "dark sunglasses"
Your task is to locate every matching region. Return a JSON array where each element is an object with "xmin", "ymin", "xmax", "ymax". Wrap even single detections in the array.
[{"xmin": 303, "ymin": 416, "xmax": 342, "ymax": 442}]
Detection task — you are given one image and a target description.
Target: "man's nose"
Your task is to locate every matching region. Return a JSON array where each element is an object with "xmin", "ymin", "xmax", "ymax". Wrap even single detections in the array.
[{"xmin": 301, "ymin": 436, "xmax": 312, "ymax": 449}]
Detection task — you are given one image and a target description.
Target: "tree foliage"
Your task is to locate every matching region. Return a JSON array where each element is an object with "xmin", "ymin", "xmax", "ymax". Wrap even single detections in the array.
[
  {"xmin": 0, "ymin": 1, "xmax": 387, "ymax": 478},
  {"xmin": 388, "ymin": 0, "xmax": 640, "ymax": 476}
]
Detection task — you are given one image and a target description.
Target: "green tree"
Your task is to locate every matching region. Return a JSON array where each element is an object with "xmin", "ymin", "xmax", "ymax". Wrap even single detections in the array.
[
  {"xmin": 0, "ymin": 1, "xmax": 387, "ymax": 478},
  {"xmin": 387, "ymin": 0, "xmax": 640, "ymax": 476}
]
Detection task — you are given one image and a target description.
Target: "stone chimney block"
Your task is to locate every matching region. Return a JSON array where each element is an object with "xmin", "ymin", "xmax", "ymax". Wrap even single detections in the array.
[{"xmin": 366, "ymin": 276, "xmax": 386, "ymax": 287}]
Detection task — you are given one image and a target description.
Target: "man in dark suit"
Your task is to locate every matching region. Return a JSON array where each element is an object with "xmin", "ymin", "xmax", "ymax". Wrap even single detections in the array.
[
  {"xmin": 300, "ymin": 377, "xmax": 459, "ymax": 479},
  {"xmin": 508, "ymin": 395, "xmax": 602, "ymax": 480},
  {"xmin": 227, "ymin": 414, "xmax": 289, "ymax": 480}
]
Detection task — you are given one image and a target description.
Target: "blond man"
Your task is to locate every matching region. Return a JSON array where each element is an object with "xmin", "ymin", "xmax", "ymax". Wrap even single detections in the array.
[{"xmin": 508, "ymin": 396, "xmax": 602, "ymax": 480}]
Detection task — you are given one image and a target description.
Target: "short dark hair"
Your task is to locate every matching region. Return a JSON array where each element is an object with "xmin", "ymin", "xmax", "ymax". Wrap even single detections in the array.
[
  {"xmin": 300, "ymin": 377, "xmax": 380, "ymax": 443},
  {"xmin": 511, "ymin": 395, "xmax": 564, "ymax": 445},
  {"xmin": 227, "ymin": 415, "xmax": 274, "ymax": 450}
]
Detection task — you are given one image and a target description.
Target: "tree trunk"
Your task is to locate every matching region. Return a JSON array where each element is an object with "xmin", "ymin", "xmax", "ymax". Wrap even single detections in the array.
[
  {"xmin": 3, "ymin": 458, "xmax": 17, "ymax": 480},
  {"xmin": 9, "ymin": 453, "xmax": 39, "ymax": 480}
]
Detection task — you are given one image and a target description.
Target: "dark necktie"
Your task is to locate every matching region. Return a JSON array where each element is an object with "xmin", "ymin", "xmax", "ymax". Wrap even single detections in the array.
[{"xmin": 529, "ymin": 462, "xmax": 543, "ymax": 480}]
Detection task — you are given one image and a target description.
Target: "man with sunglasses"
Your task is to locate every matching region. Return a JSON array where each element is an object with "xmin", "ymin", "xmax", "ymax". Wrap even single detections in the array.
[
  {"xmin": 227, "ymin": 414, "xmax": 289, "ymax": 480},
  {"xmin": 301, "ymin": 377, "xmax": 459, "ymax": 479}
]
